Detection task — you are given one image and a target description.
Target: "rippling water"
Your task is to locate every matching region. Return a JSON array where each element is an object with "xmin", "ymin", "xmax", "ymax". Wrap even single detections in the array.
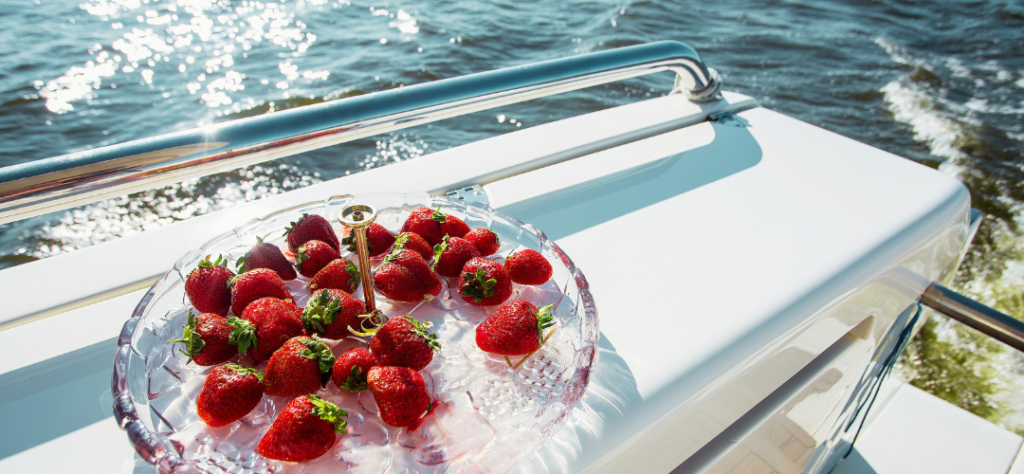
[{"xmin": 2, "ymin": 0, "xmax": 1023, "ymax": 428}]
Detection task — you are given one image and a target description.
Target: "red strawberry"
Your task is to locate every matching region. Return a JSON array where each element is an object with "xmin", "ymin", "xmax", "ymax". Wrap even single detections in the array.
[
  {"xmin": 394, "ymin": 232, "xmax": 434, "ymax": 261},
  {"xmin": 432, "ymin": 236, "xmax": 480, "ymax": 278},
  {"xmin": 295, "ymin": 240, "xmax": 340, "ymax": 278},
  {"xmin": 284, "ymin": 213, "xmax": 340, "ymax": 253},
  {"xmin": 369, "ymin": 315, "xmax": 440, "ymax": 371},
  {"xmin": 263, "ymin": 336, "xmax": 335, "ymax": 396},
  {"xmin": 168, "ymin": 312, "xmax": 238, "ymax": 366},
  {"xmin": 196, "ymin": 363, "xmax": 265, "ymax": 427},
  {"xmin": 373, "ymin": 249, "xmax": 442, "ymax": 302},
  {"xmin": 440, "ymin": 213, "xmax": 470, "ymax": 241},
  {"xmin": 308, "ymin": 258, "xmax": 360, "ymax": 293},
  {"xmin": 258, "ymin": 395, "xmax": 347, "ymax": 462},
  {"xmin": 400, "ymin": 207, "xmax": 469, "ymax": 246},
  {"xmin": 185, "ymin": 255, "xmax": 234, "ymax": 316},
  {"xmin": 464, "ymin": 228, "xmax": 500, "ymax": 256},
  {"xmin": 236, "ymin": 239, "xmax": 296, "ymax": 281},
  {"xmin": 367, "ymin": 366, "xmax": 431, "ymax": 428},
  {"xmin": 229, "ymin": 297, "xmax": 306, "ymax": 361},
  {"xmin": 459, "ymin": 257, "xmax": 513, "ymax": 306},
  {"xmin": 341, "ymin": 222, "xmax": 395, "ymax": 257},
  {"xmin": 302, "ymin": 289, "xmax": 367, "ymax": 339},
  {"xmin": 229, "ymin": 268, "xmax": 292, "ymax": 316},
  {"xmin": 332, "ymin": 348, "xmax": 379, "ymax": 392},
  {"xmin": 504, "ymin": 249, "xmax": 553, "ymax": 285},
  {"xmin": 476, "ymin": 300, "xmax": 556, "ymax": 356}
]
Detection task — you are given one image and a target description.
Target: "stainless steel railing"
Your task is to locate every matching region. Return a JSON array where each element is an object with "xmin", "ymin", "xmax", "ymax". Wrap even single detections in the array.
[
  {"xmin": 920, "ymin": 282, "xmax": 1024, "ymax": 353},
  {"xmin": 0, "ymin": 41, "xmax": 721, "ymax": 225}
]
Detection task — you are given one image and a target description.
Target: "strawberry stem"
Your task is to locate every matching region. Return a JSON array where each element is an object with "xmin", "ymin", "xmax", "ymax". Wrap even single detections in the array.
[
  {"xmin": 307, "ymin": 395, "xmax": 348, "ymax": 433},
  {"xmin": 459, "ymin": 268, "xmax": 498, "ymax": 303},
  {"xmin": 431, "ymin": 235, "xmax": 450, "ymax": 271},
  {"xmin": 227, "ymin": 317, "xmax": 257, "ymax": 354},
  {"xmin": 299, "ymin": 336, "xmax": 336, "ymax": 387},
  {"xmin": 302, "ymin": 290, "xmax": 343, "ymax": 334},
  {"xmin": 337, "ymin": 366, "xmax": 369, "ymax": 393},
  {"xmin": 404, "ymin": 315, "xmax": 441, "ymax": 351},
  {"xmin": 345, "ymin": 259, "xmax": 361, "ymax": 290},
  {"xmin": 167, "ymin": 312, "xmax": 205, "ymax": 364},
  {"xmin": 225, "ymin": 363, "xmax": 263, "ymax": 381},
  {"xmin": 430, "ymin": 207, "xmax": 447, "ymax": 223}
]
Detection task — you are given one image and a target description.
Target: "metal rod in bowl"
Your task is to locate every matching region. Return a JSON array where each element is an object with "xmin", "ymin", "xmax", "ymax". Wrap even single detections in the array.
[{"xmin": 339, "ymin": 204, "xmax": 378, "ymax": 313}]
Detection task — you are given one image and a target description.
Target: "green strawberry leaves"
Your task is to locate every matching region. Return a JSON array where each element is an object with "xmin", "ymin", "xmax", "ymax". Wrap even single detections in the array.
[
  {"xmin": 337, "ymin": 366, "xmax": 369, "ymax": 393},
  {"xmin": 299, "ymin": 337, "xmax": 336, "ymax": 387},
  {"xmin": 345, "ymin": 260, "xmax": 361, "ymax": 290},
  {"xmin": 431, "ymin": 235, "xmax": 450, "ymax": 270},
  {"xmin": 341, "ymin": 234, "xmax": 358, "ymax": 253},
  {"xmin": 167, "ymin": 312, "xmax": 206, "ymax": 363},
  {"xmin": 224, "ymin": 363, "xmax": 264, "ymax": 381},
  {"xmin": 302, "ymin": 291, "xmax": 343, "ymax": 334},
  {"xmin": 404, "ymin": 315, "xmax": 441, "ymax": 352},
  {"xmin": 308, "ymin": 395, "xmax": 348, "ymax": 433},
  {"xmin": 536, "ymin": 304, "xmax": 556, "ymax": 345},
  {"xmin": 283, "ymin": 213, "xmax": 310, "ymax": 237},
  {"xmin": 196, "ymin": 254, "xmax": 226, "ymax": 270},
  {"xmin": 430, "ymin": 207, "xmax": 447, "ymax": 223},
  {"xmin": 383, "ymin": 233, "xmax": 412, "ymax": 265},
  {"xmin": 227, "ymin": 317, "xmax": 257, "ymax": 354},
  {"xmin": 460, "ymin": 268, "xmax": 498, "ymax": 303},
  {"xmin": 294, "ymin": 245, "xmax": 311, "ymax": 266}
]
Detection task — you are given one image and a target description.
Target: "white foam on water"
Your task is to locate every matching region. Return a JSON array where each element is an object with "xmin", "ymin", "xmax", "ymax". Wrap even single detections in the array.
[{"xmin": 879, "ymin": 80, "xmax": 966, "ymax": 176}]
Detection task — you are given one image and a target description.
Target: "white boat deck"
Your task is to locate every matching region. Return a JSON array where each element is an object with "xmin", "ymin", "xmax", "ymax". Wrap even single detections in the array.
[{"xmin": 0, "ymin": 88, "xmax": 986, "ymax": 473}]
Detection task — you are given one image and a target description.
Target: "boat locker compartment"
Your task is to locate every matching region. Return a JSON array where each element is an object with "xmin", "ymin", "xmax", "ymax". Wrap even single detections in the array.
[
  {"xmin": 0, "ymin": 89, "xmax": 970, "ymax": 474},
  {"xmin": 486, "ymin": 101, "xmax": 971, "ymax": 473}
]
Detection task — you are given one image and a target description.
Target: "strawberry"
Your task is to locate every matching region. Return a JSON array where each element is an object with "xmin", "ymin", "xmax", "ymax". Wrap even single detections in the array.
[
  {"xmin": 284, "ymin": 213, "xmax": 340, "ymax": 253},
  {"xmin": 372, "ymin": 249, "xmax": 442, "ymax": 302},
  {"xmin": 302, "ymin": 288, "xmax": 367, "ymax": 340},
  {"xmin": 432, "ymin": 236, "xmax": 480, "ymax": 278},
  {"xmin": 229, "ymin": 297, "xmax": 306, "ymax": 361},
  {"xmin": 341, "ymin": 222, "xmax": 395, "ymax": 257},
  {"xmin": 294, "ymin": 240, "xmax": 340, "ymax": 278},
  {"xmin": 185, "ymin": 255, "xmax": 234, "ymax": 316},
  {"xmin": 394, "ymin": 232, "xmax": 434, "ymax": 261},
  {"xmin": 236, "ymin": 238, "xmax": 296, "ymax": 280},
  {"xmin": 168, "ymin": 312, "xmax": 238, "ymax": 366},
  {"xmin": 464, "ymin": 228, "xmax": 500, "ymax": 256},
  {"xmin": 308, "ymin": 258, "xmax": 360, "ymax": 293},
  {"xmin": 475, "ymin": 300, "xmax": 556, "ymax": 356},
  {"xmin": 258, "ymin": 395, "xmax": 347, "ymax": 462},
  {"xmin": 367, "ymin": 366, "xmax": 431, "ymax": 428},
  {"xmin": 229, "ymin": 268, "xmax": 292, "ymax": 316},
  {"xmin": 263, "ymin": 335, "xmax": 335, "ymax": 396},
  {"xmin": 332, "ymin": 347, "xmax": 379, "ymax": 392},
  {"xmin": 400, "ymin": 207, "xmax": 469, "ymax": 246},
  {"xmin": 504, "ymin": 249, "xmax": 553, "ymax": 285},
  {"xmin": 459, "ymin": 257, "xmax": 513, "ymax": 306},
  {"xmin": 369, "ymin": 315, "xmax": 440, "ymax": 371},
  {"xmin": 196, "ymin": 363, "xmax": 265, "ymax": 427}
]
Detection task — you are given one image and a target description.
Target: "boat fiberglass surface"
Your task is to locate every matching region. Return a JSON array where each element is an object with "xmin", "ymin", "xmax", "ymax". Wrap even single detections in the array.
[{"xmin": 0, "ymin": 42, "xmax": 979, "ymax": 473}]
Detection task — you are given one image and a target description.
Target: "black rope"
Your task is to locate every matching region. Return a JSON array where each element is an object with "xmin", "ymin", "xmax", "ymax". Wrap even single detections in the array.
[{"xmin": 842, "ymin": 303, "xmax": 923, "ymax": 460}]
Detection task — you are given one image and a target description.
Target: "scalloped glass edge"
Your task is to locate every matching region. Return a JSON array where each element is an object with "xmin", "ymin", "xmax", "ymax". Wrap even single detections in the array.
[{"xmin": 111, "ymin": 192, "xmax": 600, "ymax": 473}]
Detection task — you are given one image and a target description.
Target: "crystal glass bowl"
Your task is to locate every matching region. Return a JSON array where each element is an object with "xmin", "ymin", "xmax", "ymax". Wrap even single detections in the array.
[{"xmin": 112, "ymin": 192, "xmax": 599, "ymax": 473}]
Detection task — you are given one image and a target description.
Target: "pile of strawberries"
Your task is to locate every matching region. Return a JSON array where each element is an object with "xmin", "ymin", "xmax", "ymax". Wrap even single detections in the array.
[{"xmin": 172, "ymin": 206, "xmax": 557, "ymax": 464}]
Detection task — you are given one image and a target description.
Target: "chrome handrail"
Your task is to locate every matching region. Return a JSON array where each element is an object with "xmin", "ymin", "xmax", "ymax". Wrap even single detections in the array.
[
  {"xmin": 0, "ymin": 41, "xmax": 721, "ymax": 225},
  {"xmin": 920, "ymin": 282, "xmax": 1024, "ymax": 353}
]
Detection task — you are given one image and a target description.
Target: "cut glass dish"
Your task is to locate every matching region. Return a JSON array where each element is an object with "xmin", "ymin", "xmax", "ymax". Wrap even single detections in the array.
[{"xmin": 112, "ymin": 192, "xmax": 599, "ymax": 473}]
